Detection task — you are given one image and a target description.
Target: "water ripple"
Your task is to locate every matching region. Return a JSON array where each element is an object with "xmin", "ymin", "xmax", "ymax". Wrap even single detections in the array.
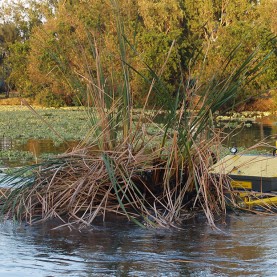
[{"xmin": 0, "ymin": 214, "xmax": 276, "ymax": 276}]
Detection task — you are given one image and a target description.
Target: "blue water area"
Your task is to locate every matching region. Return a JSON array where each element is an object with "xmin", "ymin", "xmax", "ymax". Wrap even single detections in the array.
[{"xmin": 0, "ymin": 214, "xmax": 276, "ymax": 276}]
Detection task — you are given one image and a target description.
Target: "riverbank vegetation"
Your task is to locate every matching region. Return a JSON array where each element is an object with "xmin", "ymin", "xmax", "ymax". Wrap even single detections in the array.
[
  {"xmin": 0, "ymin": 1, "xmax": 276, "ymax": 228},
  {"xmin": 0, "ymin": 0, "xmax": 276, "ymax": 109}
]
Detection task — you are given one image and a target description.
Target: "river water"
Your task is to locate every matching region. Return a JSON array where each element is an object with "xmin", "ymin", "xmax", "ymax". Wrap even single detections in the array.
[
  {"xmin": 0, "ymin": 115, "xmax": 277, "ymax": 166},
  {"xmin": 222, "ymin": 117, "xmax": 277, "ymax": 149},
  {"xmin": 1, "ymin": 115, "xmax": 277, "ymax": 276},
  {"xmin": 0, "ymin": 214, "xmax": 276, "ymax": 277}
]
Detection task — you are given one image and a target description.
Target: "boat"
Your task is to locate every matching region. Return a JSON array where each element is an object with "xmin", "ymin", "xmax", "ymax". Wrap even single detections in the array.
[{"xmin": 209, "ymin": 147, "xmax": 277, "ymax": 210}]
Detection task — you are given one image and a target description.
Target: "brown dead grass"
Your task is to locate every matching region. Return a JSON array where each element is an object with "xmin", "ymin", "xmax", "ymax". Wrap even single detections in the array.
[
  {"xmin": 0, "ymin": 97, "xmax": 35, "ymax": 106},
  {"xmin": 236, "ymin": 98, "xmax": 276, "ymax": 112}
]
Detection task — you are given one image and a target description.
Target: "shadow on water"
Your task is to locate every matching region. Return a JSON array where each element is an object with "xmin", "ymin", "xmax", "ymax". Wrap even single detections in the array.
[{"xmin": 0, "ymin": 214, "xmax": 276, "ymax": 276}]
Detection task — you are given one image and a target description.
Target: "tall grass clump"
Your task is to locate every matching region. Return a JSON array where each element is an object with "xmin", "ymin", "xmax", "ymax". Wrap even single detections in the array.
[{"xmin": 0, "ymin": 3, "xmax": 274, "ymax": 228}]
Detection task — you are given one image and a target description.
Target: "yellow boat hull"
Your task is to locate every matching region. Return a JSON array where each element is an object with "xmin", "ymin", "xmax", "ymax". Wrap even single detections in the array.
[
  {"xmin": 244, "ymin": 196, "xmax": 277, "ymax": 206},
  {"xmin": 234, "ymin": 191, "xmax": 277, "ymax": 209}
]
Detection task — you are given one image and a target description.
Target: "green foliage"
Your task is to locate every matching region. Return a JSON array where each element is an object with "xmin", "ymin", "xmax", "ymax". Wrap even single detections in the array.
[
  {"xmin": 0, "ymin": 106, "xmax": 89, "ymax": 141},
  {"xmin": 0, "ymin": 0, "xmax": 276, "ymax": 108},
  {"xmin": 35, "ymin": 88, "xmax": 66, "ymax": 107},
  {"xmin": 0, "ymin": 150, "xmax": 34, "ymax": 162},
  {"xmin": 5, "ymin": 41, "xmax": 33, "ymax": 96}
]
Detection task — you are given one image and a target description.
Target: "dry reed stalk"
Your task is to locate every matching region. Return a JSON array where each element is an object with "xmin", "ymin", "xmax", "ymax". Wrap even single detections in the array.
[
  {"xmin": 0, "ymin": 188, "xmax": 8, "ymax": 198},
  {"xmin": 1, "ymin": 143, "xmax": 167, "ymax": 226},
  {"xmin": 185, "ymin": 130, "xmax": 231, "ymax": 227},
  {"xmin": 2, "ymin": 14, "xmax": 271, "ymax": 228}
]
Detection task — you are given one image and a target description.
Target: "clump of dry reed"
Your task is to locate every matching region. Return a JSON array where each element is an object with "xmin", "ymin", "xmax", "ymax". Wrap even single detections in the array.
[
  {"xmin": 5, "ymin": 146, "xmax": 160, "ymax": 227},
  {"xmin": 0, "ymin": 1, "xmax": 272, "ymax": 228},
  {"xmin": 0, "ymin": 133, "xmax": 227, "ymax": 228}
]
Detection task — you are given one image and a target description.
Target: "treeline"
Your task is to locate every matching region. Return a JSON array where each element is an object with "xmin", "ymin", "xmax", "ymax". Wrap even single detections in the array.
[{"xmin": 0, "ymin": 0, "xmax": 276, "ymax": 107}]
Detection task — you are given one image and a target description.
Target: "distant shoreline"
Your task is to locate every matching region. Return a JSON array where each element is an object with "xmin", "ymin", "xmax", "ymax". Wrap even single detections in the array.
[{"xmin": 0, "ymin": 96, "xmax": 276, "ymax": 113}]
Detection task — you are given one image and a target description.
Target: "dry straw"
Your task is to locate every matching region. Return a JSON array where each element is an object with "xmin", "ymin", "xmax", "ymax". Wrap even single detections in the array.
[{"xmin": 0, "ymin": 1, "xmax": 274, "ymax": 228}]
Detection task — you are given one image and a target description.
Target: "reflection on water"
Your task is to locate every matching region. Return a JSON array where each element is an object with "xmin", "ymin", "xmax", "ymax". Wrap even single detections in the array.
[
  {"xmin": 0, "ymin": 116, "xmax": 276, "ymax": 163},
  {"xmin": 219, "ymin": 116, "xmax": 277, "ymax": 149},
  {"xmin": 0, "ymin": 214, "xmax": 276, "ymax": 276},
  {"xmin": 0, "ymin": 136, "xmax": 13, "ymax": 151},
  {"xmin": 224, "ymin": 123, "xmax": 275, "ymax": 148},
  {"xmin": 17, "ymin": 139, "xmax": 78, "ymax": 157},
  {"xmin": 0, "ymin": 138, "xmax": 79, "ymax": 167}
]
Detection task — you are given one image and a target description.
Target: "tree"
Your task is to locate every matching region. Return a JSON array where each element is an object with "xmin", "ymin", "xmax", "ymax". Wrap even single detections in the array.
[
  {"xmin": 0, "ymin": 0, "xmax": 46, "ymax": 97},
  {"xmin": 180, "ymin": 0, "xmax": 277, "ymax": 108},
  {"xmin": 1, "ymin": 0, "xmax": 275, "ymax": 108}
]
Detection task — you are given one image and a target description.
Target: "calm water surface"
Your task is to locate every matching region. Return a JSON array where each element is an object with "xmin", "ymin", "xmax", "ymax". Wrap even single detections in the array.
[
  {"xmin": 1, "ymin": 115, "xmax": 277, "ymax": 160},
  {"xmin": 0, "ymin": 214, "xmax": 276, "ymax": 276},
  {"xmin": 217, "ymin": 115, "xmax": 277, "ymax": 148}
]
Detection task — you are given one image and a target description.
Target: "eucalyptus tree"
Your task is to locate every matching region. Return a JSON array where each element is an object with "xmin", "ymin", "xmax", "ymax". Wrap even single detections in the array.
[
  {"xmin": 27, "ymin": 0, "xmax": 120, "ymax": 105},
  {"xmin": 180, "ymin": 0, "xmax": 277, "ymax": 109},
  {"xmin": 1, "ymin": 0, "xmax": 275, "ymax": 107},
  {"xmin": 0, "ymin": 0, "xmax": 50, "ymax": 96},
  {"xmin": 0, "ymin": 13, "xmax": 21, "ymax": 95}
]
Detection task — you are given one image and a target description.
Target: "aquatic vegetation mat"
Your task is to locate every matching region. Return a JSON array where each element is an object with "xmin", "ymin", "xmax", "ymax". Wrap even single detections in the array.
[{"xmin": 0, "ymin": 106, "xmax": 89, "ymax": 142}]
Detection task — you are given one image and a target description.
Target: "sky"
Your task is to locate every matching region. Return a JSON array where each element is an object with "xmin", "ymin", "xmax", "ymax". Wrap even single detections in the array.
[
  {"xmin": 1, "ymin": 0, "xmax": 26, "ymax": 3},
  {"xmin": 1, "ymin": 0, "xmax": 16, "ymax": 5},
  {"xmin": 0, "ymin": 0, "xmax": 18, "ymax": 8},
  {"xmin": 0, "ymin": 0, "xmax": 35, "ymax": 7}
]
